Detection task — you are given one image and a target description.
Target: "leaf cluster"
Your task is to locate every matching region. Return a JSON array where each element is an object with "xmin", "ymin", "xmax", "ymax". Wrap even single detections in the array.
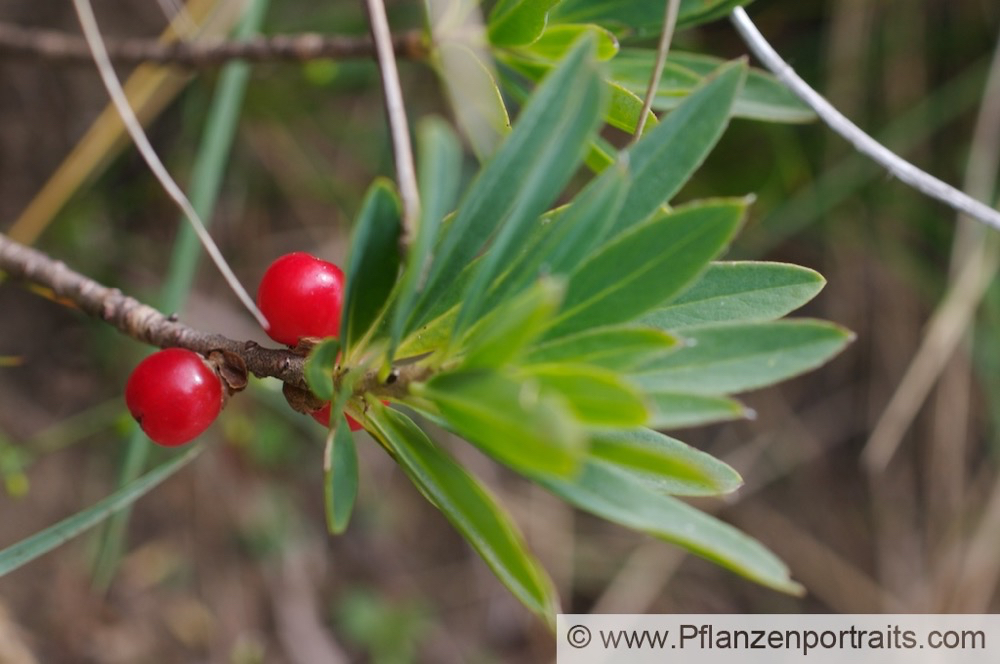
[{"xmin": 303, "ymin": 2, "xmax": 851, "ymax": 624}]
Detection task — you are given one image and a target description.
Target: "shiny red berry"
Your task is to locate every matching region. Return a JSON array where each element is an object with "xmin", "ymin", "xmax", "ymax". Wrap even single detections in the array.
[
  {"xmin": 310, "ymin": 402, "xmax": 364, "ymax": 432},
  {"xmin": 125, "ymin": 348, "xmax": 223, "ymax": 447},
  {"xmin": 257, "ymin": 252, "xmax": 345, "ymax": 346}
]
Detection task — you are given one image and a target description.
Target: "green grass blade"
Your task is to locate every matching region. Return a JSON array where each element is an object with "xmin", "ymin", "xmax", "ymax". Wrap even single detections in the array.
[
  {"xmin": 366, "ymin": 403, "xmax": 560, "ymax": 624},
  {"xmin": 2, "ymin": 446, "xmax": 201, "ymax": 577},
  {"xmin": 92, "ymin": 0, "xmax": 269, "ymax": 589}
]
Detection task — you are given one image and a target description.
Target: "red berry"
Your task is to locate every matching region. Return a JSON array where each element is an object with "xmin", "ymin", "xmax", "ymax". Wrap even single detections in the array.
[
  {"xmin": 125, "ymin": 348, "xmax": 223, "ymax": 447},
  {"xmin": 310, "ymin": 402, "xmax": 364, "ymax": 432},
  {"xmin": 257, "ymin": 252, "xmax": 345, "ymax": 346}
]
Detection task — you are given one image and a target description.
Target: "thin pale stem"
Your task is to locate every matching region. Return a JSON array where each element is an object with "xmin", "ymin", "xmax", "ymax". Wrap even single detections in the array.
[
  {"xmin": 730, "ymin": 7, "xmax": 1000, "ymax": 233},
  {"xmin": 364, "ymin": 0, "xmax": 420, "ymax": 248},
  {"xmin": 70, "ymin": 0, "xmax": 268, "ymax": 328},
  {"xmin": 632, "ymin": 0, "xmax": 681, "ymax": 142}
]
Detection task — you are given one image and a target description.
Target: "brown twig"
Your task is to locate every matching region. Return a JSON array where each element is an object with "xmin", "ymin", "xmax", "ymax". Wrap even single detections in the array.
[
  {"xmin": 0, "ymin": 232, "xmax": 428, "ymax": 397},
  {"xmin": 0, "ymin": 21, "xmax": 427, "ymax": 67}
]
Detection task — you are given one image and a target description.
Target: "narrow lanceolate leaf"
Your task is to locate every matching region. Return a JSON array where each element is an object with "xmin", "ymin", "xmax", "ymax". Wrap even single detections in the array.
[
  {"xmin": 461, "ymin": 278, "xmax": 565, "ymax": 369},
  {"xmin": 546, "ymin": 200, "xmax": 746, "ymax": 340},
  {"xmin": 435, "ymin": 41, "xmax": 510, "ymax": 160},
  {"xmin": 549, "ymin": 0, "xmax": 755, "ymax": 33},
  {"xmin": 525, "ymin": 325, "xmax": 678, "ymax": 371},
  {"xmin": 664, "ymin": 52, "xmax": 814, "ymax": 123},
  {"xmin": 608, "ymin": 60, "xmax": 746, "ymax": 237},
  {"xmin": 413, "ymin": 36, "xmax": 599, "ymax": 331},
  {"xmin": 631, "ymin": 320, "xmax": 854, "ymax": 395},
  {"xmin": 366, "ymin": 403, "xmax": 560, "ymax": 623},
  {"xmin": 390, "ymin": 118, "xmax": 462, "ymax": 359},
  {"xmin": 519, "ymin": 24, "xmax": 620, "ymax": 61},
  {"xmin": 639, "ymin": 262, "xmax": 826, "ymax": 331},
  {"xmin": 324, "ymin": 417, "xmax": 359, "ymax": 534},
  {"xmin": 488, "ymin": 0, "xmax": 560, "ymax": 47},
  {"xmin": 415, "ymin": 370, "xmax": 585, "ymax": 477},
  {"xmin": 341, "ymin": 180, "xmax": 402, "ymax": 352},
  {"xmin": 304, "ymin": 338, "xmax": 341, "ymax": 402},
  {"xmin": 455, "ymin": 37, "xmax": 605, "ymax": 334},
  {"xmin": 646, "ymin": 391, "xmax": 749, "ymax": 429},
  {"xmin": 533, "ymin": 461, "xmax": 802, "ymax": 594},
  {"xmin": 604, "ymin": 80, "xmax": 658, "ymax": 134},
  {"xmin": 589, "ymin": 428, "xmax": 743, "ymax": 496},
  {"xmin": 487, "ymin": 163, "xmax": 628, "ymax": 309},
  {"xmin": 518, "ymin": 364, "xmax": 649, "ymax": 427},
  {"xmin": 0, "ymin": 445, "xmax": 201, "ymax": 577}
]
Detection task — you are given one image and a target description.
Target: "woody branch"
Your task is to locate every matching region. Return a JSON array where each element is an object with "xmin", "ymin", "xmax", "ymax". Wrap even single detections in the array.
[
  {"xmin": 0, "ymin": 232, "xmax": 424, "ymax": 398},
  {"xmin": 0, "ymin": 21, "xmax": 426, "ymax": 67}
]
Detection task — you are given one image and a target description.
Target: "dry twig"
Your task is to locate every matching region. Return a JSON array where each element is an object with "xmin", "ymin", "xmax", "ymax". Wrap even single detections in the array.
[{"xmin": 0, "ymin": 20, "xmax": 426, "ymax": 67}]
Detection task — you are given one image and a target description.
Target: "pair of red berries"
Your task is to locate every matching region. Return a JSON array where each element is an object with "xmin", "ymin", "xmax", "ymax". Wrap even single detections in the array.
[{"xmin": 126, "ymin": 253, "xmax": 360, "ymax": 446}]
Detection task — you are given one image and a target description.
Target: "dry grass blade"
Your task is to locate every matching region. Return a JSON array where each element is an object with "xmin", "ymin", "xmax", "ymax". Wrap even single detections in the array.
[
  {"xmin": 69, "ymin": 0, "xmax": 268, "ymax": 329},
  {"xmin": 6, "ymin": 0, "xmax": 237, "ymax": 245},
  {"xmin": 631, "ymin": 0, "xmax": 680, "ymax": 142},
  {"xmin": 861, "ymin": 25, "xmax": 1000, "ymax": 473},
  {"xmin": 364, "ymin": 0, "xmax": 420, "ymax": 248}
]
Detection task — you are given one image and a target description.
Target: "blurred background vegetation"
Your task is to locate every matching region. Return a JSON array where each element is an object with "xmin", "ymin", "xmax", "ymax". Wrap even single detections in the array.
[{"xmin": 1, "ymin": 0, "xmax": 999, "ymax": 661}]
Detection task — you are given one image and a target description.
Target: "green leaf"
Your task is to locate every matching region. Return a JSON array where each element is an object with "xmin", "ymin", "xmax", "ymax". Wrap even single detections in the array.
[
  {"xmin": 519, "ymin": 364, "xmax": 649, "ymax": 427},
  {"xmin": 461, "ymin": 278, "xmax": 565, "ymax": 369},
  {"xmin": 550, "ymin": 0, "xmax": 755, "ymax": 33},
  {"xmin": 454, "ymin": 36, "xmax": 605, "ymax": 334},
  {"xmin": 324, "ymin": 416, "xmax": 359, "ymax": 534},
  {"xmin": 646, "ymin": 391, "xmax": 749, "ymax": 429},
  {"xmin": 546, "ymin": 199, "xmax": 746, "ymax": 339},
  {"xmin": 414, "ymin": 369, "xmax": 585, "ymax": 476},
  {"xmin": 605, "ymin": 79, "xmax": 658, "ymax": 134},
  {"xmin": 304, "ymin": 338, "xmax": 341, "ymax": 401},
  {"xmin": 436, "ymin": 41, "xmax": 511, "ymax": 160},
  {"xmin": 608, "ymin": 60, "xmax": 746, "ymax": 237},
  {"xmin": 663, "ymin": 52, "xmax": 814, "ymax": 123},
  {"xmin": 589, "ymin": 428, "xmax": 742, "ymax": 496},
  {"xmin": 341, "ymin": 179, "xmax": 402, "ymax": 352},
  {"xmin": 413, "ymin": 36, "xmax": 599, "ymax": 331},
  {"xmin": 366, "ymin": 404, "xmax": 559, "ymax": 623},
  {"xmin": 0, "ymin": 445, "xmax": 201, "ymax": 577},
  {"xmin": 390, "ymin": 119, "xmax": 463, "ymax": 359},
  {"xmin": 518, "ymin": 23, "xmax": 619, "ymax": 61},
  {"xmin": 525, "ymin": 325, "xmax": 678, "ymax": 370},
  {"xmin": 632, "ymin": 320, "xmax": 854, "ymax": 395},
  {"xmin": 487, "ymin": 162, "xmax": 628, "ymax": 309},
  {"xmin": 488, "ymin": 0, "xmax": 560, "ymax": 47},
  {"xmin": 639, "ymin": 261, "xmax": 826, "ymax": 330},
  {"xmin": 533, "ymin": 461, "xmax": 801, "ymax": 593}
]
